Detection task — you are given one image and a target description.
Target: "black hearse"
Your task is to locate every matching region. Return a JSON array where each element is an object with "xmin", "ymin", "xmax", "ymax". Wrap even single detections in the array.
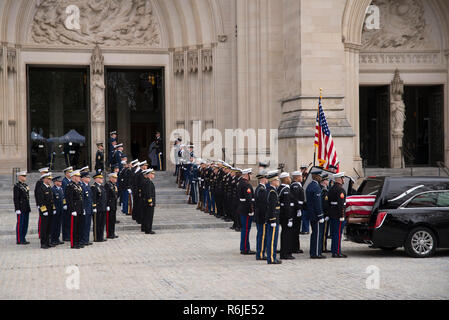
[{"xmin": 345, "ymin": 176, "xmax": 449, "ymax": 258}]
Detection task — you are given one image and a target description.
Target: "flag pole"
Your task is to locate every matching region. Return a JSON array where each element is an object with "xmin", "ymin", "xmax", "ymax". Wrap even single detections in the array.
[{"xmin": 313, "ymin": 88, "xmax": 322, "ymax": 167}]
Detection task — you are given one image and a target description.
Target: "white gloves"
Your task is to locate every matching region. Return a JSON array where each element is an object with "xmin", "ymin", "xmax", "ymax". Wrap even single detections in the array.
[
  {"xmin": 325, "ymin": 217, "xmax": 330, "ymax": 221},
  {"xmin": 319, "ymin": 218, "xmax": 325, "ymax": 224},
  {"xmin": 53, "ymin": 210, "xmax": 57, "ymax": 215},
  {"xmin": 297, "ymin": 210, "xmax": 302, "ymax": 217},
  {"xmin": 93, "ymin": 209, "xmax": 97, "ymax": 213},
  {"xmin": 249, "ymin": 212, "xmax": 254, "ymax": 217},
  {"xmin": 127, "ymin": 189, "xmax": 132, "ymax": 194},
  {"xmin": 72, "ymin": 212, "xmax": 77, "ymax": 217},
  {"xmin": 83, "ymin": 210, "xmax": 86, "ymax": 216},
  {"xmin": 271, "ymin": 223, "xmax": 276, "ymax": 227},
  {"xmin": 287, "ymin": 219, "xmax": 293, "ymax": 228},
  {"xmin": 63, "ymin": 205, "xmax": 67, "ymax": 210},
  {"xmin": 43, "ymin": 212, "xmax": 48, "ymax": 217},
  {"xmin": 107, "ymin": 206, "xmax": 110, "ymax": 211},
  {"xmin": 340, "ymin": 217, "xmax": 345, "ymax": 222},
  {"xmin": 15, "ymin": 210, "xmax": 21, "ymax": 215}
]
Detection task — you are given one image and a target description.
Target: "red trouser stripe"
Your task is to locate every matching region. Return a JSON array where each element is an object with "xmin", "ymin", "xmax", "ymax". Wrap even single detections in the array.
[
  {"xmin": 17, "ymin": 214, "xmax": 20, "ymax": 244},
  {"xmin": 244, "ymin": 216, "xmax": 249, "ymax": 252},
  {"xmin": 337, "ymin": 221, "xmax": 342, "ymax": 254},
  {"xmin": 71, "ymin": 216, "xmax": 74, "ymax": 247}
]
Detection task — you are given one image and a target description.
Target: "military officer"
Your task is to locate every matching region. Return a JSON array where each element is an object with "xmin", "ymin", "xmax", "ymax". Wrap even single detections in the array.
[
  {"xmin": 118, "ymin": 160, "xmax": 132, "ymax": 215},
  {"xmin": 142, "ymin": 169, "xmax": 156, "ymax": 234},
  {"xmin": 300, "ymin": 164, "xmax": 311, "ymax": 235},
  {"xmin": 66, "ymin": 170, "xmax": 84, "ymax": 249},
  {"xmin": 35, "ymin": 172, "xmax": 55, "ymax": 249},
  {"xmin": 108, "ymin": 131, "xmax": 117, "ymax": 168},
  {"xmin": 306, "ymin": 168, "xmax": 326, "ymax": 259},
  {"xmin": 113, "ymin": 144, "xmax": 124, "ymax": 171},
  {"xmin": 278, "ymin": 172, "xmax": 295, "ymax": 260},
  {"xmin": 290, "ymin": 171, "xmax": 305, "ymax": 254},
  {"xmin": 80, "ymin": 172, "xmax": 93, "ymax": 246},
  {"xmin": 320, "ymin": 173, "xmax": 331, "ymax": 253},
  {"xmin": 50, "ymin": 176, "xmax": 65, "ymax": 246},
  {"xmin": 91, "ymin": 173, "xmax": 107, "ymax": 242},
  {"xmin": 13, "ymin": 171, "xmax": 31, "ymax": 245},
  {"xmin": 265, "ymin": 170, "xmax": 282, "ymax": 264},
  {"xmin": 237, "ymin": 168, "xmax": 255, "ymax": 255},
  {"xmin": 35, "ymin": 167, "xmax": 49, "ymax": 239},
  {"xmin": 174, "ymin": 137, "xmax": 182, "ymax": 177},
  {"xmin": 61, "ymin": 167, "xmax": 73, "ymax": 242},
  {"xmin": 222, "ymin": 164, "xmax": 233, "ymax": 222},
  {"xmin": 95, "ymin": 142, "xmax": 105, "ymax": 173},
  {"xmin": 328, "ymin": 172, "xmax": 348, "ymax": 258},
  {"xmin": 231, "ymin": 167, "xmax": 242, "ymax": 231},
  {"xmin": 136, "ymin": 161, "xmax": 149, "ymax": 227},
  {"xmin": 105, "ymin": 172, "xmax": 119, "ymax": 239},
  {"xmin": 130, "ymin": 160, "xmax": 141, "ymax": 221},
  {"xmin": 254, "ymin": 170, "xmax": 268, "ymax": 261},
  {"xmin": 189, "ymin": 159, "xmax": 199, "ymax": 205}
]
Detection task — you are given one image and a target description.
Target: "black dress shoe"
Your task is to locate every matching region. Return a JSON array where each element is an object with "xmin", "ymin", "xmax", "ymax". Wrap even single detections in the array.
[
  {"xmin": 116, "ymin": 221, "xmax": 120, "ymax": 224},
  {"xmin": 58, "ymin": 241, "xmax": 64, "ymax": 245},
  {"xmin": 113, "ymin": 235, "xmax": 119, "ymax": 238},
  {"xmin": 322, "ymin": 250, "xmax": 331, "ymax": 253},
  {"xmin": 292, "ymin": 250, "xmax": 304, "ymax": 254},
  {"xmin": 300, "ymin": 232, "xmax": 309, "ymax": 235},
  {"xmin": 311, "ymin": 255, "xmax": 326, "ymax": 259},
  {"xmin": 268, "ymin": 260, "xmax": 282, "ymax": 264},
  {"xmin": 41, "ymin": 245, "xmax": 50, "ymax": 249},
  {"xmin": 48, "ymin": 243, "xmax": 56, "ymax": 247},
  {"xmin": 241, "ymin": 250, "xmax": 256, "ymax": 255},
  {"xmin": 71, "ymin": 246, "xmax": 81, "ymax": 249},
  {"xmin": 280, "ymin": 255, "xmax": 295, "ymax": 260},
  {"xmin": 50, "ymin": 243, "xmax": 59, "ymax": 246},
  {"xmin": 22, "ymin": 241, "xmax": 30, "ymax": 245},
  {"xmin": 338, "ymin": 253, "xmax": 348, "ymax": 258}
]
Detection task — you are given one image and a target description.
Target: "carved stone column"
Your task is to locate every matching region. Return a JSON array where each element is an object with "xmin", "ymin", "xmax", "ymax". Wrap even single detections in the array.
[
  {"xmin": 90, "ymin": 45, "xmax": 105, "ymax": 170},
  {"xmin": 390, "ymin": 69, "xmax": 405, "ymax": 168}
]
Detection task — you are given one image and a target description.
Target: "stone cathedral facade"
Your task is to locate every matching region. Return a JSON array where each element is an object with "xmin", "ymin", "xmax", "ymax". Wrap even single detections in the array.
[{"xmin": 0, "ymin": 0, "xmax": 448, "ymax": 175}]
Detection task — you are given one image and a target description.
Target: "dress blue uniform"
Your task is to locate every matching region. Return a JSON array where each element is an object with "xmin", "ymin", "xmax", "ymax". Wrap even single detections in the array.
[
  {"xmin": 254, "ymin": 183, "xmax": 268, "ymax": 260},
  {"xmin": 51, "ymin": 184, "xmax": 65, "ymax": 244},
  {"xmin": 13, "ymin": 180, "xmax": 31, "ymax": 245},
  {"xmin": 237, "ymin": 174, "xmax": 254, "ymax": 254},
  {"xmin": 306, "ymin": 179, "xmax": 325, "ymax": 258},
  {"xmin": 62, "ymin": 176, "xmax": 71, "ymax": 241},
  {"xmin": 80, "ymin": 181, "xmax": 93, "ymax": 245},
  {"xmin": 265, "ymin": 183, "xmax": 281, "ymax": 264},
  {"xmin": 189, "ymin": 164, "xmax": 199, "ymax": 204},
  {"xmin": 328, "ymin": 180, "xmax": 347, "ymax": 257}
]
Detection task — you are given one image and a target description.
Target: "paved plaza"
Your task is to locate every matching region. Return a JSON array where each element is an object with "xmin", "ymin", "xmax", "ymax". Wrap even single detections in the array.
[{"xmin": 1, "ymin": 224, "xmax": 448, "ymax": 300}]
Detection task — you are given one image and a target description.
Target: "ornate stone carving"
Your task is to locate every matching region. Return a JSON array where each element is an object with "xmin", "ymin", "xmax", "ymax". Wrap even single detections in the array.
[
  {"xmin": 360, "ymin": 52, "xmax": 440, "ymax": 65},
  {"xmin": 187, "ymin": 50, "xmax": 198, "ymax": 73},
  {"xmin": 390, "ymin": 69, "xmax": 405, "ymax": 168},
  {"xmin": 7, "ymin": 49, "xmax": 16, "ymax": 73},
  {"xmin": 362, "ymin": 0, "xmax": 434, "ymax": 50},
  {"xmin": 217, "ymin": 35, "xmax": 228, "ymax": 43},
  {"xmin": 202, "ymin": 49, "xmax": 213, "ymax": 72},
  {"xmin": 30, "ymin": 0, "xmax": 161, "ymax": 47},
  {"xmin": 174, "ymin": 52, "xmax": 185, "ymax": 75},
  {"xmin": 91, "ymin": 45, "xmax": 105, "ymax": 122}
]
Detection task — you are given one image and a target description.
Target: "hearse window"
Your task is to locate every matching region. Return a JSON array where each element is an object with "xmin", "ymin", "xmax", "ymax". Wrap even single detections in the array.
[
  {"xmin": 357, "ymin": 179, "xmax": 383, "ymax": 196},
  {"xmin": 407, "ymin": 193, "xmax": 438, "ymax": 208},
  {"xmin": 437, "ymin": 192, "xmax": 449, "ymax": 207}
]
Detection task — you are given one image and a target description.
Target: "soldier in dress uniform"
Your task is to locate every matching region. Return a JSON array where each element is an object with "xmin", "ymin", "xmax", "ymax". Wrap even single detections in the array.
[
  {"xmin": 189, "ymin": 159, "xmax": 199, "ymax": 205},
  {"xmin": 136, "ymin": 161, "xmax": 149, "ymax": 227},
  {"xmin": 130, "ymin": 160, "xmax": 141, "ymax": 221},
  {"xmin": 254, "ymin": 170, "xmax": 268, "ymax": 261},
  {"xmin": 320, "ymin": 173, "xmax": 331, "ymax": 253},
  {"xmin": 66, "ymin": 170, "xmax": 84, "ymax": 249},
  {"xmin": 231, "ymin": 167, "xmax": 242, "ymax": 231},
  {"xmin": 222, "ymin": 164, "xmax": 233, "ymax": 222},
  {"xmin": 265, "ymin": 170, "xmax": 282, "ymax": 264},
  {"xmin": 118, "ymin": 160, "xmax": 132, "ymax": 215},
  {"xmin": 113, "ymin": 144, "xmax": 124, "ymax": 171},
  {"xmin": 278, "ymin": 172, "xmax": 295, "ymax": 260},
  {"xmin": 95, "ymin": 142, "xmax": 105, "ymax": 174},
  {"xmin": 108, "ymin": 131, "xmax": 117, "ymax": 169},
  {"xmin": 35, "ymin": 167, "xmax": 49, "ymax": 239},
  {"xmin": 35, "ymin": 172, "xmax": 55, "ymax": 249},
  {"xmin": 237, "ymin": 168, "xmax": 255, "ymax": 255},
  {"xmin": 91, "ymin": 173, "xmax": 107, "ymax": 242},
  {"xmin": 80, "ymin": 172, "xmax": 93, "ymax": 246},
  {"xmin": 105, "ymin": 172, "xmax": 119, "ymax": 239},
  {"xmin": 142, "ymin": 169, "xmax": 156, "ymax": 234},
  {"xmin": 61, "ymin": 167, "xmax": 73, "ymax": 242},
  {"xmin": 50, "ymin": 176, "xmax": 65, "ymax": 246},
  {"xmin": 306, "ymin": 169, "xmax": 326, "ymax": 259},
  {"xmin": 328, "ymin": 172, "xmax": 348, "ymax": 258},
  {"xmin": 290, "ymin": 171, "xmax": 305, "ymax": 254},
  {"xmin": 300, "ymin": 164, "xmax": 311, "ymax": 235},
  {"xmin": 174, "ymin": 137, "xmax": 182, "ymax": 177},
  {"xmin": 214, "ymin": 161, "xmax": 226, "ymax": 219},
  {"xmin": 13, "ymin": 171, "xmax": 31, "ymax": 245}
]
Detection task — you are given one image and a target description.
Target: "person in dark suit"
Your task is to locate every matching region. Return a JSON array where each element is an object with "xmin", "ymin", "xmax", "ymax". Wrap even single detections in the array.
[
  {"xmin": 290, "ymin": 171, "xmax": 305, "ymax": 254},
  {"xmin": 105, "ymin": 173, "xmax": 119, "ymax": 239},
  {"xmin": 91, "ymin": 173, "xmax": 107, "ymax": 242},
  {"xmin": 95, "ymin": 142, "xmax": 105, "ymax": 174},
  {"xmin": 278, "ymin": 172, "xmax": 295, "ymax": 260},
  {"xmin": 237, "ymin": 169, "xmax": 255, "ymax": 255},
  {"xmin": 254, "ymin": 170, "xmax": 268, "ymax": 261},
  {"xmin": 80, "ymin": 172, "xmax": 93, "ymax": 246},
  {"xmin": 265, "ymin": 170, "xmax": 282, "ymax": 264},
  {"xmin": 50, "ymin": 176, "xmax": 65, "ymax": 246},
  {"xmin": 13, "ymin": 171, "xmax": 31, "ymax": 245},
  {"xmin": 142, "ymin": 169, "xmax": 156, "ymax": 234},
  {"xmin": 35, "ymin": 173, "xmax": 55, "ymax": 249},
  {"xmin": 61, "ymin": 167, "xmax": 72, "ymax": 242},
  {"xmin": 328, "ymin": 172, "xmax": 348, "ymax": 258},
  {"xmin": 66, "ymin": 170, "xmax": 84, "ymax": 249},
  {"xmin": 306, "ymin": 169, "xmax": 326, "ymax": 259}
]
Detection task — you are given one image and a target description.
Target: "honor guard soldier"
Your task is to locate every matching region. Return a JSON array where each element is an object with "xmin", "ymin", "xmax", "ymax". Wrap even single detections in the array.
[
  {"xmin": 35, "ymin": 167, "xmax": 49, "ymax": 239},
  {"xmin": 13, "ymin": 171, "xmax": 31, "ymax": 245},
  {"xmin": 61, "ymin": 167, "xmax": 73, "ymax": 242},
  {"xmin": 290, "ymin": 171, "xmax": 305, "ymax": 254},
  {"xmin": 130, "ymin": 160, "xmax": 141, "ymax": 221},
  {"xmin": 306, "ymin": 168, "xmax": 326, "ymax": 259},
  {"xmin": 222, "ymin": 163, "xmax": 233, "ymax": 222},
  {"xmin": 278, "ymin": 172, "xmax": 295, "ymax": 260},
  {"xmin": 189, "ymin": 159, "xmax": 199, "ymax": 205},
  {"xmin": 300, "ymin": 164, "xmax": 310, "ymax": 235},
  {"xmin": 231, "ymin": 167, "xmax": 242, "ymax": 231},
  {"xmin": 136, "ymin": 161, "xmax": 149, "ymax": 227},
  {"xmin": 112, "ymin": 144, "xmax": 124, "ymax": 171},
  {"xmin": 66, "ymin": 170, "xmax": 84, "ymax": 249},
  {"xmin": 50, "ymin": 176, "xmax": 65, "ymax": 246},
  {"xmin": 92, "ymin": 173, "xmax": 107, "ymax": 242},
  {"xmin": 119, "ymin": 160, "xmax": 132, "ymax": 215},
  {"xmin": 214, "ymin": 161, "xmax": 225, "ymax": 219},
  {"xmin": 265, "ymin": 171, "xmax": 282, "ymax": 264},
  {"xmin": 108, "ymin": 131, "xmax": 117, "ymax": 168},
  {"xmin": 237, "ymin": 168, "xmax": 255, "ymax": 255},
  {"xmin": 320, "ymin": 173, "xmax": 331, "ymax": 253},
  {"xmin": 80, "ymin": 172, "xmax": 93, "ymax": 246},
  {"xmin": 105, "ymin": 172, "xmax": 119, "ymax": 239},
  {"xmin": 254, "ymin": 170, "xmax": 268, "ymax": 261},
  {"xmin": 35, "ymin": 172, "xmax": 55, "ymax": 249},
  {"xmin": 95, "ymin": 142, "xmax": 105, "ymax": 173},
  {"xmin": 328, "ymin": 172, "xmax": 347, "ymax": 258},
  {"xmin": 142, "ymin": 169, "xmax": 156, "ymax": 234},
  {"xmin": 174, "ymin": 137, "xmax": 182, "ymax": 177}
]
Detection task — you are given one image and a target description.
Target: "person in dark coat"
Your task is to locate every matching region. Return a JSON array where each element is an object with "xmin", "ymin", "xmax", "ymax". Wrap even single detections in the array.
[
  {"xmin": 35, "ymin": 173, "xmax": 55, "ymax": 249},
  {"xmin": 13, "ymin": 171, "xmax": 31, "ymax": 245},
  {"xmin": 290, "ymin": 171, "xmax": 305, "ymax": 254},
  {"xmin": 265, "ymin": 171, "xmax": 282, "ymax": 264},
  {"xmin": 320, "ymin": 173, "xmax": 331, "ymax": 253},
  {"xmin": 237, "ymin": 169, "xmax": 255, "ymax": 255},
  {"xmin": 142, "ymin": 169, "xmax": 156, "ymax": 234},
  {"xmin": 95, "ymin": 142, "xmax": 105, "ymax": 174},
  {"xmin": 61, "ymin": 167, "xmax": 72, "ymax": 242},
  {"xmin": 328, "ymin": 172, "xmax": 348, "ymax": 258},
  {"xmin": 80, "ymin": 172, "xmax": 93, "ymax": 246},
  {"xmin": 105, "ymin": 173, "xmax": 119, "ymax": 239},
  {"xmin": 278, "ymin": 172, "xmax": 295, "ymax": 260},
  {"xmin": 50, "ymin": 176, "xmax": 65, "ymax": 246},
  {"xmin": 66, "ymin": 170, "xmax": 84, "ymax": 249},
  {"xmin": 306, "ymin": 169, "xmax": 326, "ymax": 259},
  {"xmin": 254, "ymin": 170, "xmax": 268, "ymax": 261},
  {"xmin": 91, "ymin": 173, "xmax": 107, "ymax": 242}
]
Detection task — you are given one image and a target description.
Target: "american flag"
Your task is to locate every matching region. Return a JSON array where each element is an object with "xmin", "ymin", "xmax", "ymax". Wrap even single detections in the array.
[
  {"xmin": 314, "ymin": 95, "xmax": 339, "ymax": 171},
  {"xmin": 345, "ymin": 195, "xmax": 377, "ymax": 217}
]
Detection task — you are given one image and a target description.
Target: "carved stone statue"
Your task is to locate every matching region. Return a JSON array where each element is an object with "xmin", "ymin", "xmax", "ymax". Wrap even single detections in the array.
[
  {"xmin": 390, "ymin": 69, "xmax": 405, "ymax": 168},
  {"xmin": 92, "ymin": 73, "xmax": 105, "ymax": 121},
  {"xmin": 391, "ymin": 93, "xmax": 405, "ymax": 135},
  {"xmin": 30, "ymin": 0, "xmax": 161, "ymax": 47}
]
